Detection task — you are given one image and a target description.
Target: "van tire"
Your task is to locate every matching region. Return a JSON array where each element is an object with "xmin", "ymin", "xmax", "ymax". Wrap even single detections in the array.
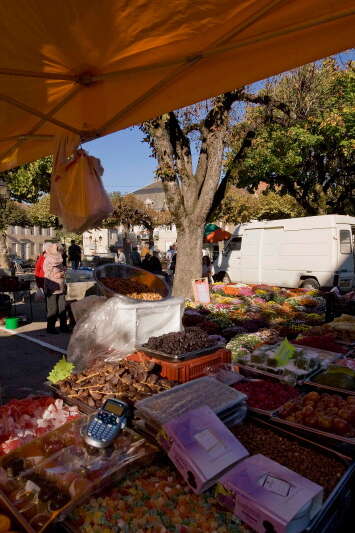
[{"xmin": 300, "ymin": 278, "xmax": 320, "ymax": 290}]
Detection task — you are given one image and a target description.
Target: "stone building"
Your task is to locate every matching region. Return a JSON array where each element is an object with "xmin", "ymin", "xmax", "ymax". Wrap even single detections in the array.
[{"xmin": 6, "ymin": 225, "xmax": 57, "ymax": 260}]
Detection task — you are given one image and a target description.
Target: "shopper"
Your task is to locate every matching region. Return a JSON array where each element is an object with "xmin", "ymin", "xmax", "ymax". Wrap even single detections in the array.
[
  {"xmin": 34, "ymin": 242, "xmax": 51, "ymax": 289},
  {"xmin": 202, "ymin": 255, "xmax": 213, "ymax": 282},
  {"xmin": 68, "ymin": 240, "xmax": 81, "ymax": 270},
  {"xmin": 115, "ymin": 247, "xmax": 126, "ymax": 264},
  {"xmin": 61, "ymin": 243, "xmax": 68, "ymax": 267},
  {"xmin": 142, "ymin": 252, "xmax": 152, "ymax": 271},
  {"xmin": 43, "ymin": 243, "xmax": 69, "ymax": 334},
  {"xmin": 150, "ymin": 250, "xmax": 163, "ymax": 274},
  {"xmin": 131, "ymin": 246, "xmax": 142, "ymax": 267},
  {"xmin": 140, "ymin": 243, "xmax": 150, "ymax": 258},
  {"xmin": 166, "ymin": 244, "xmax": 176, "ymax": 270}
]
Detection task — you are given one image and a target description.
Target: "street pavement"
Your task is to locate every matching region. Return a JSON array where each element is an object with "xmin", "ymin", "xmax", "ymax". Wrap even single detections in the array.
[{"xmin": 0, "ymin": 300, "xmax": 71, "ymax": 403}]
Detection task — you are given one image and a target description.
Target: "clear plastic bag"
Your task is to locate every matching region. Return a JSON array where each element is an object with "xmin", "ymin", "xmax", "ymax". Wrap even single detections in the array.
[{"xmin": 67, "ymin": 295, "xmax": 184, "ymax": 371}]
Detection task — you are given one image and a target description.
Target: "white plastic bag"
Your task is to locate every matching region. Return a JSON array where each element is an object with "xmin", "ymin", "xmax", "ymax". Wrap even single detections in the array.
[
  {"xmin": 67, "ymin": 295, "xmax": 184, "ymax": 371},
  {"xmin": 51, "ymin": 141, "xmax": 112, "ymax": 232}
]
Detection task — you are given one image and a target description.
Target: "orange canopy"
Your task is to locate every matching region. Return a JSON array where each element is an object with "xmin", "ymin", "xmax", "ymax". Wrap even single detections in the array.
[{"xmin": 0, "ymin": 0, "xmax": 354, "ymax": 171}]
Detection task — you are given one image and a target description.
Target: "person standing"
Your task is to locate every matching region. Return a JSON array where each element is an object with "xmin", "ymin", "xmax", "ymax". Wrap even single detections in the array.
[
  {"xmin": 166, "ymin": 244, "xmax": 176, "ymax": 271},
  {"xmin": 43, "ymin": 243, "xmax": 69, "ymax": 334},
  {"xmin": 68, "ymin": 240, "xmax": 81, "ymax": 270},
  {"xmin": 115, "ymin": 247, "xmax": 126, "ymax": 264},
  {"xmin": 202, "ymin": 255, "xmax": 213, "ymax": 283},
  {"xmin": 131, "ymin": 246, "xmax": 142, "ymax": 267},
  {"xmin": 62, "ymin": 243, "xmax": 68, "ymax": 267}
]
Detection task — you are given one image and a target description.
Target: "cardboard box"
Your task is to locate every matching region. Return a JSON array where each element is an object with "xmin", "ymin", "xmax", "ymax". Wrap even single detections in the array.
[
  {"xmin": 157, "ymin": 405, "xmax": 249, "ymax": 493},
  {"xmin": 216, "ymin": 454, "xmax": 323, "ymax": 533}
]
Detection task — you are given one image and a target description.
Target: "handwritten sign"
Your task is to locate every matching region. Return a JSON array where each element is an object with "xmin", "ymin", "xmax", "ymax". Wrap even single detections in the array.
[{"xmin": 192, "ymin": 278, "xmax": 210, "ymax": 304}]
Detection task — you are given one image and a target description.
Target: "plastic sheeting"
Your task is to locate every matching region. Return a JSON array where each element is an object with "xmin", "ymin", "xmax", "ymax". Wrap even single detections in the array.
[
  {"xmin": 68, "ymin": 295, "xmax": 185, "ymax": 370},
  {"xmin": 0, "ymin": 0, "xmax": 354, "ymax": 171}
]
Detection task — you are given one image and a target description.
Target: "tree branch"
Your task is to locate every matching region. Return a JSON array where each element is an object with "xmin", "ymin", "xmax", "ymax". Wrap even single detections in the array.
[
  {"xmin": 183, "ymin": 122, "xmax": 204, "ymax": 135},
  {"xmin": 206, "ymin": 130, "xmax": 255, "ymax": 220}
]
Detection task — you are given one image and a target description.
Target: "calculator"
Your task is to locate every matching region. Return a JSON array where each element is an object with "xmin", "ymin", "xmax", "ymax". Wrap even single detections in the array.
[{"xmin": 83, "ymin": 399, "xmax": 130, "ymax": 448}]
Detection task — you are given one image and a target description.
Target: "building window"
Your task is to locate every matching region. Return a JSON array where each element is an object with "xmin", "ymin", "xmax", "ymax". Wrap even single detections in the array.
[{"xmin": 340, "ymin": 230, "xmax": 352, "ymax": 254}]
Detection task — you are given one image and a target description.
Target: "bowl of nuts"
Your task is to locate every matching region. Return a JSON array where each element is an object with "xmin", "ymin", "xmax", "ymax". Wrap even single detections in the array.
[{"xmin": 95, "ymin": 263, "xmax": 171, "ymax": 302}]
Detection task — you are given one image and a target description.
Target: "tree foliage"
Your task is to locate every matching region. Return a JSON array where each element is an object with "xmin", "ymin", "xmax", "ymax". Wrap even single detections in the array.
[
  {"xmin": 0, "ymin": 201, "xmax": 30, "ymax": 230},
  {"xmin": 104, "ymin": 192, "xmax": 171, "ymax": 237},
  {"xmin": 214, "ymin": 188, "xmax": 305, "ymax": 225},
  {"xmin": 1, "ymin": 156, "xmax": 52, "ymax": 203},
  {"xmin": 229, "ymin": 60, "xmax": 355, "ymax": 215},
  {"xmin": 27, "ymin": 195, "xmax": 59, "ymax": 228}
]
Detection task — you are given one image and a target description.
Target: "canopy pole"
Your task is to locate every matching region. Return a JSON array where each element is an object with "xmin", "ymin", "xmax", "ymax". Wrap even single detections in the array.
[{"xmin": 0, "ymin": 68, "xmax": 76, "ymax": 81}]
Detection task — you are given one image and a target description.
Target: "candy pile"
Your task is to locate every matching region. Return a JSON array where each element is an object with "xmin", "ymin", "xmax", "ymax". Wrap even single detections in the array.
[
  {"xmin": 294, "ymin": 333, "xmax": 347, "ymax": 353},
  {"xmin": 100, "ymin": 277, "xmax": 163, "ymax": 300},
  {"xmin": 232, "ymin": 421, "xmax": 346, "ymax": 497},
  {"xmin": 0, "ymin": 397, "xmax": 79, "ymax": 455},
  {"xmin": 278, "ymin": 391, "xmax": 355, "ymax": 437},
  {"xmin": 234, "ymin": 380, "xmax": 299, "ymax": 411},
  {"xmin": 186, "ymin": 283, "xmax": 326, "ymax": 338},
  {"xmin": 324, "ymin": 314, "xmax": 355, "ymax": 342},
  {"xmin": 69, "ymin": 462, "xmax": 246, "ymax": 532}
]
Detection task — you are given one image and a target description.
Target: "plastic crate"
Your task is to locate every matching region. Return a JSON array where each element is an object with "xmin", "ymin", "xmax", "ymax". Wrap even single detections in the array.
[{"xmin": 127, "ymin": 348, "xmax": 231, "ymax": 383}]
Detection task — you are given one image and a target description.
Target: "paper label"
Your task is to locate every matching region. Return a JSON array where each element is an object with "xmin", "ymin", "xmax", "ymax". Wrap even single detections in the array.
[
  {"xmin": 192, "ymin": 278, "xmax": 210, "ymax": 304},
  {"xmin": 194, "ymin": 429, "xmax": 225, "ymax": 458},
  {"xmin": 262, "ymin": 474, "xmax": 291, "ymax": 497}
]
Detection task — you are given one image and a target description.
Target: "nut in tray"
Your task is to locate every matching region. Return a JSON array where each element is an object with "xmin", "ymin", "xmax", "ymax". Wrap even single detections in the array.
[{"xmin": 136, "ymin": 343, "xmax": 224, "ymax": 361}]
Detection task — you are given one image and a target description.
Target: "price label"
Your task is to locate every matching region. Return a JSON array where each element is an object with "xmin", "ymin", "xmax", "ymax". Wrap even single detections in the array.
[{"xmin": 192, "ymin": 278, "xmax": 210, "ymax": 304}]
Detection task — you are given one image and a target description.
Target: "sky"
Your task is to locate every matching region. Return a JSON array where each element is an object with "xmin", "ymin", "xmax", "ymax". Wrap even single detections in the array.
[{"xmin": 85, "ymin": 49, "xmax": 354, "ymax": 195}]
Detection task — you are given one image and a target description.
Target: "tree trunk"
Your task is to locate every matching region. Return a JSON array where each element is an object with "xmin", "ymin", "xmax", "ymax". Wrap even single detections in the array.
[
  {"xmin": 173, "ymin": 220, "xmax": 204, "ymax": 298},
  {"xmin": 0, "ymin": 228, "xmax": 10, "ymax": 274}
]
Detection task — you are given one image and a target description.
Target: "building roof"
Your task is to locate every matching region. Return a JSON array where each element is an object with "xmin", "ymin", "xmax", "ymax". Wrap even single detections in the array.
[{"xmin": 131, "ymin": 182, "xmax": 167, "ymax": 211}]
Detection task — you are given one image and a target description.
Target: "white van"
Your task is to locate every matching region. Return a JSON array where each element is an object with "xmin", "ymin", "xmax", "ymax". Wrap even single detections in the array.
[{"xmin": 214, "ymin": 215, "xmax": 355, "ymax": 290}]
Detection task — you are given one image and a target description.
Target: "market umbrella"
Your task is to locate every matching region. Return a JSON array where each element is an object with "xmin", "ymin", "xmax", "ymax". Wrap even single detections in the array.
[
  {"xmin": 204, "ymin": 229, "xmax": 232, "ymax": 243},
  {"xmin": 204, "ymin": 224, "xmax": 220, "ymax": 236},
  {"xmin": 0, "ymin": 0, "xmax": 354, "ymax": 171}
]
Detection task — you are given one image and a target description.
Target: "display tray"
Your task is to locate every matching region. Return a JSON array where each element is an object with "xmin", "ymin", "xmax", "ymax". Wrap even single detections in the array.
[
  {"xmin": 236, "ymin": 362, "xmax": 319, "ymax": 384},
  {"xmin": 45, "ymin": 382, "xmax": 96, "ymax": 415},
  {"xmin": 0, "ymin": 418, "xmax": 157, "ymax": 533},
  {"xmin": 237, "ymin": 346, "xmax": 341, "ymax": 382},
  {"xmin": 0, "ymin": 491, "xmax": 32, "ymax": 533},
  {"xmin": 238, "ymin": 417, "xmax": 355, "ymax": 533},
  {"xmin": 304, "ymin": 369, "xmax": 355, "ymax": 397},
  {"xmin": 136, "ymin": 343, "xmax": 225, "ymax": 361},
  {"xmin": 271, "ymin": 391, "xmax": 355, "ymax": 446},
  {"xmin": 61, "ymin": 418, "xmax": 355, "ymax": 533},
  {"xmin": 136, "ymin": 376, "xmax": 246, "ymax": 429},
  {"xmin": 234, "ymin": 373, "xmax": 302, "ymax": 417}
]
